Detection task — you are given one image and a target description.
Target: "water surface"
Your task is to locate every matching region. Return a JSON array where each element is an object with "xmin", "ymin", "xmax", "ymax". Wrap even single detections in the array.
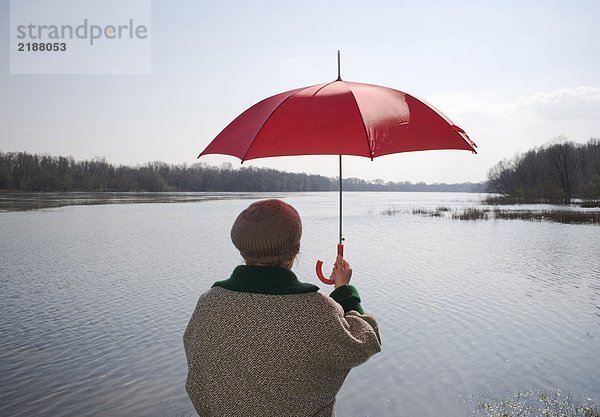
[{"xmin": 1, "ymin": 192, "xmax": 598, "ymax": 416}]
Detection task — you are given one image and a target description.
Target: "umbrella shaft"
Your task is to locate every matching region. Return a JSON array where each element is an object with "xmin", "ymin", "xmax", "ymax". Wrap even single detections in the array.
[{"xmin": 339, "ymin": 154, "xmax": 343, "ymax": 245}]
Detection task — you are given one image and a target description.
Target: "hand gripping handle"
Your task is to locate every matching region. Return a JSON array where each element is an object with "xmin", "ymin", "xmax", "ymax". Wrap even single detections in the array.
[{"xmin": 315, "ymin": 244, "xmax": 344, "ymax": 285}]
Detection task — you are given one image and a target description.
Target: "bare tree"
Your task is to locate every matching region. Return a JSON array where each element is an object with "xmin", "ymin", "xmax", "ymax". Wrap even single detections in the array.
[{"xmin": 547, "ymin": 142, "xmax": 579, "ymax": 204}]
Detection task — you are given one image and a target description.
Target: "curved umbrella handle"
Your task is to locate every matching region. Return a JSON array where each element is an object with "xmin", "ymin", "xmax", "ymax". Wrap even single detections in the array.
[
  {"xmin": 315, "ymin": 260, "xmax": 335, "ymax": 285},
  {"xmin": 315, "ymin": 244, "xmax": 344, "ymax": 285}
]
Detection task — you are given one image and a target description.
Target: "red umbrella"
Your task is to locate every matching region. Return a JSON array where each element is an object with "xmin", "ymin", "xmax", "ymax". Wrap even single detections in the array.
[{"xmin": 199, "ymin": 52, "xmax": 477, "ymax": 284}]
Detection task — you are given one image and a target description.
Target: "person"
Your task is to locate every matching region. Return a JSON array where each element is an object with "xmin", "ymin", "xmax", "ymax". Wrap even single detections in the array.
[{"xmin": 183, "ymin": 199, "xmax": 381, "ymax": 417}]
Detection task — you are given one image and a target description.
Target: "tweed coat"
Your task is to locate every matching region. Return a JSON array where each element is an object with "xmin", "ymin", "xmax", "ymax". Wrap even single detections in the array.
[{"xmin": 184, "ymin": 265, "xmax": 382, "ymax": 417}]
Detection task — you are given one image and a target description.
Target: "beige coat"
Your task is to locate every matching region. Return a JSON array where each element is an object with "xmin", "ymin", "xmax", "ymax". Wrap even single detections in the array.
[{"xmin": 184, "ymin": 265, "xmax": 382, "ymax": 417}]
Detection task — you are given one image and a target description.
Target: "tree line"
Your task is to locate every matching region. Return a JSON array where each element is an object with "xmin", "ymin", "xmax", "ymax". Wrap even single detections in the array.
[
  {"xmin": 487, "ymin": 138, "xmax": 600, "ymax": 204},
  {"xmin": 0, "ymin": 151, "xmax": 486, "ymax": 193}
]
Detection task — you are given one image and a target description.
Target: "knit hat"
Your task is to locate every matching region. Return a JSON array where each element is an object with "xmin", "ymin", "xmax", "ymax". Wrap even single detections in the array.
[{"xmin": 231, "ymin": 199, "xmax": 302, "ymax": 263}]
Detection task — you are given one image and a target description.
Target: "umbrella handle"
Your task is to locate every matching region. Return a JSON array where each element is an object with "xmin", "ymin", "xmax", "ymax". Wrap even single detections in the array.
[{"xmin": 315, "ymin": 244, "xmax": 344, "ymax": 285}]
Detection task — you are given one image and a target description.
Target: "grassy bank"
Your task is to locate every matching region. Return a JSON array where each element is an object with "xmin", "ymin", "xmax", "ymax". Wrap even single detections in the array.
[
  {"xmin": 385, "ymin": 206, "xmax": 600, "ymax": 225},
  {"xmin": 453, "ymin": 208, "xmax": 600, "ymax": 224},
  {"xmin": 484, "ymin": 195, "xmax": 600, "ymax": 208}
]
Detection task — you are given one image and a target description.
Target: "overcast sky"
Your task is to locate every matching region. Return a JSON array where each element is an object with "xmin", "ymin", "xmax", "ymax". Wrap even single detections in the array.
[{"xmin": 1, "ymin": 0, "xmax": 599, "ymax": 183}]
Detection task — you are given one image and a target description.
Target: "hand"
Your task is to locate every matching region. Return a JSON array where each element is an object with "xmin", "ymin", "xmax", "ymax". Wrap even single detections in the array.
[{"xmin": 330, "ymin": 255, "xmax": 352, "ymax": 289}]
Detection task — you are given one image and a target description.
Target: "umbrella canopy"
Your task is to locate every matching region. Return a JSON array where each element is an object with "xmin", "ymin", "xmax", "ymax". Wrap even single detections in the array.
[{"xmin": 198, "ymin": 80, "xmax": 477, "ymax": 161}]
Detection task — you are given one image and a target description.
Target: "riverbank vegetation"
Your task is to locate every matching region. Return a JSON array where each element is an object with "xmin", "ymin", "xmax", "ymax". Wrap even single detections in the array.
[
  {"xmin": 0, "ymin": 151, "xmax": 485, "ymax": 193},
  {"xmin": 487, "ymin": 138, "xmax": 600, "ymax": 205},
  {"xmin": 385, "ymin": 206, "xmax": 600, "ymax": 225},
  {"xmin": 455, "ymin": 208, "xmax": 600, "ymax": 224}
]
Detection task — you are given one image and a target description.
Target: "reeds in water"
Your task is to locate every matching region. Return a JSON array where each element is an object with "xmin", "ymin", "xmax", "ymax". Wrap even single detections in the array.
[
  {"xmin": 451, "ymin": 208, "xmax": 491, "ymax": 221},
  {"xmin": 411, "ymin": 208, "xmax": 444, "ymax": 217},
  {"xmin": 472, "ymin": 389, "xmax": 599, "ymax": 417},
  {"xmin": 385, "ymin": 206, "xmax": 600, "ymax": 225}
]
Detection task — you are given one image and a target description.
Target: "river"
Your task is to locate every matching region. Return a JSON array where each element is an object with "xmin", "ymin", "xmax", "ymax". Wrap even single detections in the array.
[{"xmin": 0, "ymin": 192, "xmax": 598, "ymax": 417}]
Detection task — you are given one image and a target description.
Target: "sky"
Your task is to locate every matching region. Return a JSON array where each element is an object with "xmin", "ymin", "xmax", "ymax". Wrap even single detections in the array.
[{"xmin": 1, "ymin": 0, "xmax": 599, "ymax": 183}]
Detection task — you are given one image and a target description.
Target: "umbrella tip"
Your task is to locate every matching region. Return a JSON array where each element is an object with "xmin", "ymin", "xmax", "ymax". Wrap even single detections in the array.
[{"xmin": 336, "ymin": 50, "xmax": 342, "ymax": 81}]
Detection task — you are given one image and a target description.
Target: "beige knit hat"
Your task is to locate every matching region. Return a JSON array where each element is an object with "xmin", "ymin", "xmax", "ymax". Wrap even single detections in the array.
[{"xmin": 231, "ymin": 199, "xmax": 302, "ymax": 263}]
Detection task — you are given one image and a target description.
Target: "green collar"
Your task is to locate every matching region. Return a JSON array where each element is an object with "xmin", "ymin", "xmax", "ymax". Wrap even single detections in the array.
[{"xmin": 213, "ymin": 265, "xmax": 320, "ymax": 295}]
